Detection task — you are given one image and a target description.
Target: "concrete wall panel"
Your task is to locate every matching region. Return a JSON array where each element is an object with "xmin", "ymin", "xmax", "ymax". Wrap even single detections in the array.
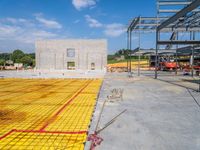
[{"xmin": 35, "ymin": 39, "xmax": 107, "ymax": 71}]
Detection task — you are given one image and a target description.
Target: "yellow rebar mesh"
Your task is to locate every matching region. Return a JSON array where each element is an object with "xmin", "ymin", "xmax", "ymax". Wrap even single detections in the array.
[
  {"xmin": 0, "ymin": 132, "xmax": 86, "ymax": 150},
  {"xmin": 0, "ymin": 78, "xmax": 102, "ymax": 149}
]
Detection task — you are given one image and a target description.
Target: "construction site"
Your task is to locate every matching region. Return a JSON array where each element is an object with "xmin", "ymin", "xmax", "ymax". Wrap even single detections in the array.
[{"xmin": 0, "ymin": 0, "xmax": 200, "ymax": 150}]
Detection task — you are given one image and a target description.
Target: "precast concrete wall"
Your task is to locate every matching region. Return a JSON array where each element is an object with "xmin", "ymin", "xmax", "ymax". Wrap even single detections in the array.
[{"xmin": 35, "ymin": 39, "xmax": 107, "ymax": 72}]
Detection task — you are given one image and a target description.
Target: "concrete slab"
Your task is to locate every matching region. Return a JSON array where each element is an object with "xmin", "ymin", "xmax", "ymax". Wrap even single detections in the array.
[
  {"xmin": 0, "ymin": 70, "xmax": 105, "ymax": 79},
  {"xmin": 142, "ymin": 70, "xmax": 200, "ymax": 91},
  {"xmin": 87, "ymin": 72, "xmax": 200, "ymax": 150}
]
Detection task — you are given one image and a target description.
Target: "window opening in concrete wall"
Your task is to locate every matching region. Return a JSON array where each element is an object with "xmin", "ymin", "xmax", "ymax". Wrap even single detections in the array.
[
  {"xmin": 67, "ymin": 62, "xmax": 75, "ymax": 70},
  {"xmin": 67, "ymin": 48, "xmax": 75, "ymax": 57},
  {"xmin": 91, "ymin": 63, "xmax": 95, "ymax": 70}
]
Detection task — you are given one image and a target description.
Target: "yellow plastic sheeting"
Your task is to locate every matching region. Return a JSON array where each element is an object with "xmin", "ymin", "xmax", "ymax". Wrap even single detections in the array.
[
  {"xmin": 46, "ymin": 94, "xmax": 98, "ymax": 132},
  {"xmin": 0, "ymin": 78, "xmax": 102, "ymax": 149},
  {"xmin": 0, "ymin": 131, "xmax": 86, "ymax": 150}
]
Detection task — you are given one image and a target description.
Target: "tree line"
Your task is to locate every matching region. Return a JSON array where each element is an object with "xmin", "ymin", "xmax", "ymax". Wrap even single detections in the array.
[
  {"xmin": 108, "ymin": 49, "xmax": 148, "ymax": 61},
  {"xmin": 0, "ymin": 50, "xmax": 35, "ymax": 67}
]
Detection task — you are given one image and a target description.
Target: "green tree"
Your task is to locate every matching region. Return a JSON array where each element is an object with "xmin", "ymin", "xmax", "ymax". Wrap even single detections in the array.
[
  {"xmin": 12, "ymin": 50, "xmax": 25, "ymax": 63},
  {"xmin": 0, "ymin": 59, "xmax": 5, "ymax": 66},
  {"xmin": 28, "ymin": 53, "xmax": 35, "ymax": 59},
  {"xmin": 20, "ymin": 55, "xmax": 33, "ymax": 66},
  {"xmin": 115, "ymin": 49, "xmax": 132, "ymax": 57},
  {"xmin": 32, "ymin": 59, "xmax": 35, "ymax": 67},
  {"xmin": 0, "ymin": 53, "xmax": 12, "ymax": 61}
]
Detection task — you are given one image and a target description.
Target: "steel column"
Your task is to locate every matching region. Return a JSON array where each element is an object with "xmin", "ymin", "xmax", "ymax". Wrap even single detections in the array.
[
  {"xmin": 127, "ymin": 31, "xmax": 129, "ymax": 73},
  {"xmin": 191, "ymin": 46, "xmax": 194, "ymax": 77},
  {"xmin": 129, "ymin": 30, "xmax": 132, "ymax": 73},
  {"xmin": 175, "ymin": 32, "xmax": 178, "ymax": 75},
  {"xmin": 138, "ymin": 18, "xmax": 141, "ymax": 76},
  {"xmin": 155, "ymin": 29, "xmax": 159, "ymax": 79}
]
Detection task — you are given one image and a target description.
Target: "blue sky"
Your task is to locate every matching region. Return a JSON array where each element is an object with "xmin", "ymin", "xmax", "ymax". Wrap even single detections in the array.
[{"xmin": 0, "ymin": 0, "xmax": 157, "ymax": 54}]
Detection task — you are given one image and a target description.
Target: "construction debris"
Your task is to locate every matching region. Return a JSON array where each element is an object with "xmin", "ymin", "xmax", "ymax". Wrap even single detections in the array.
[
  {"xmin": 87, "ymin": 109, "xmax": 127, "ymax": 150},
  {"xmin": 107, "ymin": 88, "xmax": 124, "ymax": 102}
]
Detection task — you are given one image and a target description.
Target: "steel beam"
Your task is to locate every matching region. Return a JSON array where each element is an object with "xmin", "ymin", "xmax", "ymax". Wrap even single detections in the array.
[
  {"xmin": 157, "ymin": 40, "xmax": 200, "ymax": 45},
  {"xmin": 140, "ymin": 17, "xmax": 168, "ymax": 20},
  {"xmin": 158, "ymin": 2, "xmax": 191, "ymax": 5},
  {"xmin": 127, "ymin": 17, "xmax": 140, "ymax": 32},
  {"xmin": 158, "ymin": 0, "xmax": 200, "ymax": 31},
  {"xmin": 158, "ymin": 9, "xmax": 200, "ymax": 13},
  {"xmin": 138, "ymin": 23, "xmax": 160, "ymax": 26},
  {"xmin": 128, "ymin": 17, "xmax": 168, "ymax": 32},
  {"xmin": 132, "ymin": 27, "xmax": 200, "ymax": 32}
]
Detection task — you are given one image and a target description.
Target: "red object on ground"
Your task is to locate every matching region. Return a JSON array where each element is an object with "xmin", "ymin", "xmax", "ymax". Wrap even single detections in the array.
[
  {"xmin": 194, "ymin": 65, "xmax": 200, "ymax": 70},
  {"xmin": 163, "ymin": 62, "xmax": 177, "ymax": 69},
  {"xmin": 87, "ymin": 132, "xmax": 103, "ymax": 150}
]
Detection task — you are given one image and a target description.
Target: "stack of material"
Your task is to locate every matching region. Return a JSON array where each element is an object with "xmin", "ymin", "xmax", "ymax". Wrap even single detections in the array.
[{"xmin": 107, "ymin": 60, "xmax": 149, "ymax": 72}]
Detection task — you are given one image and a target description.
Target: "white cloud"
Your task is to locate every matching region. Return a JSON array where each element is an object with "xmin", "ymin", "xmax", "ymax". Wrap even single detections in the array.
[
  {"xmin": 0, "ymin": 23, "xmax": 57, "ymax": 44},
  {"xmin": 33, "ymin": 30, "xmax": 57, "ymax": 38},
  {"xmin": 104, "ymin": 23, "xmax": 126, "ymax": 37},
  {"xmin": 35, "ymin": 14, "xmax": 62, "ymax": 29},
  {"xmin": 5, "ymin": 18, "xmax": 18, "ymax": 24},
  {"xmin": 0, "ymin": 24, "xmax": 20, "ymax": 37},
  {"xmin": 84, "ymin": 15, "xmax": 126, "ymax": 37},
  {"xmin": 0, "ymin": 16, "xmax": 66, "ymax": 51},
  {"xmin": 85, "ymin": 15, "xmax": 102, "ymax": 28},
  {"xmin": 0, "ymin": 17, "xmax": 33, "ymax": 26},
  {"xmin": 72, "ymin": 0, "xmax": 97, "ymax": 10}
]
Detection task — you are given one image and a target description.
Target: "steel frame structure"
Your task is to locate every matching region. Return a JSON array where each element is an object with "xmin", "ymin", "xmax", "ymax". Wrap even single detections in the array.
[
  {"xmin": 157, "ymin": 0, "xmax": 199, "ymax": 14},
  {"xmin": 127, "ymin": 0, "xmax": 200, "ymax": 81},
  {"xmin": 156, "ymin": 0, "xmax": 200, "ymax": 78}
]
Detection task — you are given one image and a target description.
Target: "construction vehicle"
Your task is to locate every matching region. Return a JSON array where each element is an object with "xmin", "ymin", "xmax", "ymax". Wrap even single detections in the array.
[
  {"xmin": 159, "ymin": 57, "xmax": 179, "ymax": 71},
  {"xmin": 194, "ymin": 62, "xmax": 200, "ymax": 76},
  {"xmin": 159, "ymin": 31, "xmax": 179, "ymax": 71}
]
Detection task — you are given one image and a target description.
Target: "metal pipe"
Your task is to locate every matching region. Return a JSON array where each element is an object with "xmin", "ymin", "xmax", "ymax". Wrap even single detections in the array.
[
  {"xmin": 96, "ymin": 109, "xmax": 127, "ymax": 134},
  {"xmin": 95, "ymin": 100, "xmax": 107, "ymax": 131}
]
